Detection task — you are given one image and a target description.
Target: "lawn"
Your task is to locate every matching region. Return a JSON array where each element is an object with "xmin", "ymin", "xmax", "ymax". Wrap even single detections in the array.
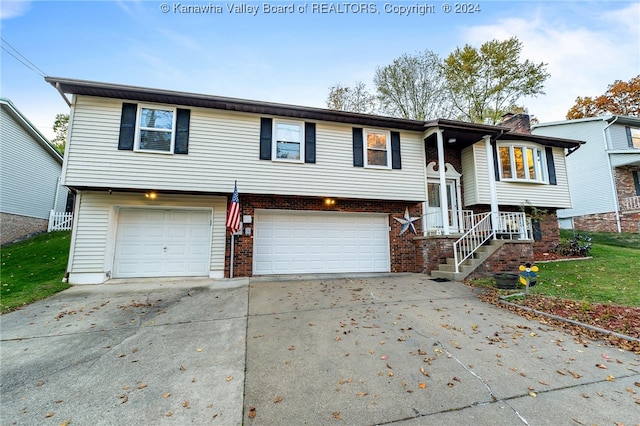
[
  {"xmin": 1, "ymin": 231, "xmax": 71, "ymax": 313},
  {"xmin": 471, "ymin": 231, "xmax": 640, "ymax": 307}
]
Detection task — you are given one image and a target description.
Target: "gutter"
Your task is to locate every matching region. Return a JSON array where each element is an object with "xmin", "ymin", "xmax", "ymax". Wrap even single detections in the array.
[{"xmin": 602, "ymin": 116, "xmax": 622, "ymax": 233}]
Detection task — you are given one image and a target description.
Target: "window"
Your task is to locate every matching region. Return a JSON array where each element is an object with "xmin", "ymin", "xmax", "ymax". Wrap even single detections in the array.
[
  {"xmin": 136, "ymin": 105, "xmax": 176, "ymax": 153},
  {"xmin": 630, "ymin": 128, "xmax": 640, "ymax": 149},
  {"xmin": 273, "ymin": 121, "xmax": 304, "ymax": 161},
  {"xmin": 498, "ymin": 144, "xmax": 547, "ymax": 182},
  {"xmin": 365, "ymin": 129, "xmax": 390, "ymax": 168}
]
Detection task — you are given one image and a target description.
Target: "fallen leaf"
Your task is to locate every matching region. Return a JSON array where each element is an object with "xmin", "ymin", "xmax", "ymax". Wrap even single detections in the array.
[
  {"xmin": 386, "ymin": 363, "xmax": 393, "ymax": 370},
  {"xmin": 274, "ymin": 396, "xmax": 282, "ymax": 403},
  {"xmin": 356, "ymin": 391, "xmax": 368, "ymax": 397},
  {"xmin": 226, "ymin": 375, "xmax": 233, "ymax": 381},
  {"xmin": 538, "ymin": 380, "xmax": 549, "ymax": 386},
  {"xmin": 580, "ymin": 393, "xmax": 589, "ymax": 398},
  {"xmin": 248, "ymin": 406, "xmax": 256, "ymax": 419},
  {"xmin": 118, "ymin": 394, "xmax": 128, "ymax": 404},
  {"xmin": 635, "ymin": 382, "xmax": 640, "ymax": 387},
  {"xmin": 332, "ymin": 412, "xmax": 342, "ymax": 420},
  {"xmin": 596, "ymin": 364, "xmax": 607, "ymax": 369},
  {"xmin": 179, "ymin": 365, "xmax": 186, "ymax": 371},
  {"xmin": 166, "ymin": 411, "xmax": 173, "ymax": 417},
  {"xmin": 183, "ymin": 401, "xmax": 190, "ymax": 408},
  {"xmin": 38, "ymin": 380, "xmax": 45, "ymax": 387},
  {"xmin": 289, "ymin": 345, "xmax": 296, "ymax": 351},
  {"xmin": 569, "ymin": 370, "xmax": 583, "ymax": 378},
  {"xmin": 606, "ymin": 375, "xmax": 615, "ymax": 381},
  {"xmin": 387, "ymin": 371, "xmax": 393, "ymax": 377},
  {"xmin": 529, "ymin": 391, "xmax": 537, "ymax": 397},
  {"xmin": 626, "ymin": 387, "xmax": 636, "ymax": 394},
  {"xmin": 380, "ymin": 355, "xmax": 388, "ymax": 360},
  {"xmin": 138, "ymin": 383, "xmax": 148, "ymax": 389},
  {"xmin": 418, "ymin": 383, "xmax": 426, "ymax": 389},
  {"xmin": 420, "ymin": 367, "xmax": 429, "ymax": 377},
  {"xmin": 46, "ymin": 413, "xmax": 54, "ymax": 418},
  {"xmin": 59, "ymin": 420, "xmax": 71, "ymax": 426},
  {"xmin": 196, "ymin": 348, "xmax": 202, "ymax": 352},
  {"xmin": 556, "ymin": 370, "xmax": 566, "ymax": 375},
  {"xmin": 601, "ymin": 353, "xmax": 610, "ymax": 360},
  {"xmin": 447, "ymin": 382, "xmax": 454, "ymax": 387},
  {"xmin": 162, "ymin": 393, "xmax": 171, "ymax": 398}
]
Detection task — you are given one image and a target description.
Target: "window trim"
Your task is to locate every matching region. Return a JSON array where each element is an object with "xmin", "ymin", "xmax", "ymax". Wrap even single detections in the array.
[
  {"xmin": 629, "ymin": 127, "xmax": 640, "ymax": 149},
  {"xmin": 134, "ymin": 104, "xmax": 177, "ymax": 154},
  {"xmin": 363, "ymin": 128, "xmax": 391, "ymax": 169},
  {"xmin": 497, "ymin": 142, "xmax": 548, "ymax": 184},
  {"xmin": 272, "ymin": 119, "xmax": 305, "ymax": 163}
]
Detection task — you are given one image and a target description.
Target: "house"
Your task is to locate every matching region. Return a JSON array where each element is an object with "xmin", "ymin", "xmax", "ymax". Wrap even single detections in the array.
[
  {"xmin": 532, "ymin": 115, "xmax": 640, "ymax": 233},
  {"xmin": 0, "ymin": 98, "xmax": 70, "ymax": 245},
  {"xmin": 45, "ymin": 77, "xmax": 582, "ymax": 284}
]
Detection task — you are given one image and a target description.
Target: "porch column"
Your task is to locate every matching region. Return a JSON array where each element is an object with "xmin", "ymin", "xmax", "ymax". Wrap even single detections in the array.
[
  {"xmin": 436, "ymin": 129, "xmax": 450, "ymax": 235},
  {"xmin": 483, "ymin": 135, "xmax": 499, "ymax": 237}
]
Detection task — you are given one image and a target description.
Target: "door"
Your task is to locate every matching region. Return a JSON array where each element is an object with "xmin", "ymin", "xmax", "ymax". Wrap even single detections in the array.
[
  {"xmin": 113, "ymin": 208, "xmax": 212, "ymax": 278},
  {"xmin": 253, "ymin": 210, "xmax": 390, "ymax": 275},
  {"xmin": 426, "ymin": 179, "xmax": 459, "ymax": 233}
]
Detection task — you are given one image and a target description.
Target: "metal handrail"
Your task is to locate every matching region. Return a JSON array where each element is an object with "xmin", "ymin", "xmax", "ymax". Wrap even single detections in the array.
[{"xmin": 453, "ymin": 212, "xmax": 492, "ymax": 273}]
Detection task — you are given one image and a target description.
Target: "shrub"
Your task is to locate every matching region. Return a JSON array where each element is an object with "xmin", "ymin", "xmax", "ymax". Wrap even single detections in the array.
[{"xmin": 554, "ymin": 234, "xmax": 593, "ymax": 257}]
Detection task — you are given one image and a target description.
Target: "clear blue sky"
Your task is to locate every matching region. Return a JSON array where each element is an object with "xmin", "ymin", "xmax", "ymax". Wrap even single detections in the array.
[{"xmin": 1, "ymin": 1, "xmax": 638, "ymax": 139}]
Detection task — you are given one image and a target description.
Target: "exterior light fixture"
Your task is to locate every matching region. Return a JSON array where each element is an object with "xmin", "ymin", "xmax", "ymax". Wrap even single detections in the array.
[
  {"xmin": 324, "ymin": 198, "xmax": 336, "ymax": 206},
  {"xmin": 145, "ymin": 192, "xmax": 157, "ymax": 200},
  {"xmin": 448, "ymin": 138, "xmax": 457, "ymax": 144}
]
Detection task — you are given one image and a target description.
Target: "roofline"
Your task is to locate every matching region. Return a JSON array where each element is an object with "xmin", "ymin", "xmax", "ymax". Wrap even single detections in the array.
[
  {"xmin": 45, "ymin": 76, "xmax": 582, "ymax": 149},
  {"xmin": 0, "ymin": 98, "xmax": 63, "ymax": 164},
  {"xmin": 533, "ymin": 114, "xmax": 640, "ymax": 129}
]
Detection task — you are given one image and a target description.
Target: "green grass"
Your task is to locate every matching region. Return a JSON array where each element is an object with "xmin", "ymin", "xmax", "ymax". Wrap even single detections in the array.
[
  {"xmin": 1, "ymin": 231, "xmax": 71, "ymax": 313},
  {"xmin": 472, "ymin": 231, "xmax": 640, "ymax": 307}
]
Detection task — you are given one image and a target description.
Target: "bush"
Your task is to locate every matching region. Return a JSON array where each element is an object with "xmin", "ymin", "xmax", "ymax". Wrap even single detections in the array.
[{"xmin": 554, "ymin": 234, "xmax": 593, "ymax": 257}]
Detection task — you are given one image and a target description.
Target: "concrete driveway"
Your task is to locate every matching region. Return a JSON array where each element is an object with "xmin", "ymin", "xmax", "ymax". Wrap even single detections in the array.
[{"xmin": 1, "ymin": 274, "xmax": 639, "ymax": 425}]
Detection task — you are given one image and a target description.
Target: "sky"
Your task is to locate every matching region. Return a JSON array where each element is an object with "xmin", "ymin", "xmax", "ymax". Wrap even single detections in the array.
[{"xmin": 1, "ymin": 0, "xmax": 639, "ymax": 140}]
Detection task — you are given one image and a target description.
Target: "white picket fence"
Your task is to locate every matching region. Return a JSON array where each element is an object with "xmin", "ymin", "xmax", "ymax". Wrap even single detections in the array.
[{"xmin": 48, "ymin": 210, "xmax": 73, "ymax": 232}]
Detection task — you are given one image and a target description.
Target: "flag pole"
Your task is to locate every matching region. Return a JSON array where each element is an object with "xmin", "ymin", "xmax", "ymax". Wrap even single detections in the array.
[{"xmin": 230, "ymin": 233, "xmax": 235, "ymax": 279}]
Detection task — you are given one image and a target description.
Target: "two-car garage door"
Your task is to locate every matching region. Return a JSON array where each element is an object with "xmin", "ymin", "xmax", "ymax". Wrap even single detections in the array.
[
  {"xmin": 253, "ymin": 210, "xmax": 390, "ymax": 275},
  {"xmin": 113, "ymin": 208, "xmax": 211, "ymax": 278}
]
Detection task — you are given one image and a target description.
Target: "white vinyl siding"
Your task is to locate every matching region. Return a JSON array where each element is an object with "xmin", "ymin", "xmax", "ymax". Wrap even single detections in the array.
[
  {"xmin": 0, "ymin": 103, "xmax": 63, "ymax": 219},
  {"xmin": 533, "ymin": 120, "xmax": 616, "ymax": 218},
  {"xmin": 67, "ymin": 191, "xmax": 226, "ymax": 280},
  {"xmin": 63, "ymin": 96, "xmax": 426, "ymax": 201},
  {"xmin": 462, "ymin": 142, "xmax": 572, "ymax": 208},
  {"xmin": 609, "ymin": 124, "xmax": 640, "ymax": 150}
]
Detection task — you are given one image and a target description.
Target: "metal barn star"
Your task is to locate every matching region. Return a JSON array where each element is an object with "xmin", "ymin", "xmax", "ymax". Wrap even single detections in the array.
[{"xmin": 394, "ymin": 207, "xmax": 420, "ymax": 235}]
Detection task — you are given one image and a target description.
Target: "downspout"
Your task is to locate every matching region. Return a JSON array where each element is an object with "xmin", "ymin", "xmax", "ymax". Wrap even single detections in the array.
[
  {"xmin": 436, "ymin": 129, "xmax": 450, "ymax": 235},
  {"xmin": 602, "ymin": 116, "xmax": 622, "ymax": 233},
  {"xmin": 484, "ymin": 135, "xmax": 499, "ymax": 237}
]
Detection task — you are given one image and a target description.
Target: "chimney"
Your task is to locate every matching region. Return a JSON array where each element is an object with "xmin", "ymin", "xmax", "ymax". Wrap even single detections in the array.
[{"xmin": 499, "ymin": 113, "xmax": 531, "ymax": 134}]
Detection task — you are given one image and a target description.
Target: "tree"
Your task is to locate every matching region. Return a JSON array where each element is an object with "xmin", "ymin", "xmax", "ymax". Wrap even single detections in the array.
[
  {"xmin": 52, "ymin": 113, "xmax": 68, "ymax": 155},
  {"xmin": 442, "ymin": 37, "xmax": 550, "ymax": 124},
  {"xmin": 373, "ymin": 50, "xmax": 451, "ymax": 120},
  {"xmin": 566, "ymin": 75, "xmax": 640, "ymax": 119},
  {"xmin": 326, "ymin": 82, "xmax": 378, "ymax": 114}
]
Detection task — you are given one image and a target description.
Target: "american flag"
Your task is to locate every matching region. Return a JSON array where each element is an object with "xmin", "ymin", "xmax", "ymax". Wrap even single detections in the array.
[{"xmin": 226, "ymin": 181, "xmax": 241, "ymax": 234}]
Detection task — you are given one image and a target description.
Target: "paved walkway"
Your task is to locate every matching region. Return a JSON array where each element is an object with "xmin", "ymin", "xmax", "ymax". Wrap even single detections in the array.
[{"xmin": 1, "ymin": 274, "xmax": 639, "ymax": 425}]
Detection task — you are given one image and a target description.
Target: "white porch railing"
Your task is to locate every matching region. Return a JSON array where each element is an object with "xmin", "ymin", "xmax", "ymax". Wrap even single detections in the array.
[
  {"xmin": 423, "ymin": 209, "xmax": 474, "ymax": 235},
  {"xmin": 621, "ymin": 196, "xmax": 640, "ymax": 211},
  {"xmin": 452, "ymin": 212, "xmax": 531, "ymax": 273},
  {"xmin": 48, "ymin": 210, "xmax": 73, "ymax": 232}
]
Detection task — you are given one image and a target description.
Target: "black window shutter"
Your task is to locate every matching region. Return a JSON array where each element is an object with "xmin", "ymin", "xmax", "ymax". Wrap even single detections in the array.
[
  {"xmin": 118, "ymin": 103, "xmax": 137, "ymax": 150},
  {"xmin": 259, "ymin": 118, "xmax": 272, "ymax": 160},
  {"xmin": 391, "ymin": 131, "xmax": 401, "ymax": 169},
  {"xmin": 545, "ymin": 147, "xmax": 557, "ymax": 185},
  {"xmin": 174, "ymin": 108, "xmax": 190, "ymax": 154},
  {"xmin": 304, "ymin": 122, "xmax": 316, "ymax": 164},
  {"xmin": 633, "ymin": 171, "xmax": 640, "ymax": 195},
  {"xmin": 491, "ymin": 140, "xmax": 500, "ymax": 181},
  {"xmin": 626, "ymin": 127, "xmax": 633, "ymax": 148},
  {"xmin": 352, "ymin": 128, "xmax": 364, "ymax": 167}
]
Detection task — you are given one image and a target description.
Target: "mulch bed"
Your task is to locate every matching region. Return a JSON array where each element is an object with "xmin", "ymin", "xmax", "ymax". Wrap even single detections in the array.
[{"xmin": 476, "ymin": 288, "xmax": 640, "ymax": 353}]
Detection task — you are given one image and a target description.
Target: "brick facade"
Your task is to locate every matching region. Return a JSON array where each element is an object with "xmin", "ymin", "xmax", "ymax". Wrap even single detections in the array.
[
  {"xmin": 225, "ymin": 195, "xmax": 422, "ymax": 277},
  {"xmin": 413, "ymin": 235, "xmax": 457, "ymax": 274},
  {"xmin": 467, "ymin": 241, "xmax": 534, "ymax": 279},
  {"xmin": 1, "ymin": 212, "xmax": 48, "ymax": 246}
]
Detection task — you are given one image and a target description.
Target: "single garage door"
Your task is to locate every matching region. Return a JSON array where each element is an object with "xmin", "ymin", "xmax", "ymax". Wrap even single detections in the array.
[
  {"xmin": 113, "ymin": 208, "xmax": 211, "ymax": 278},
  {"xmin": 253, "ymin": 210, "xmax": 390, "ymax": 275}
]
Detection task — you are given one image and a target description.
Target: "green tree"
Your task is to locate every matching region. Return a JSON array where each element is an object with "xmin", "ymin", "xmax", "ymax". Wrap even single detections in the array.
[
  {"xmin": 566, "ymin": 75, "xmax": 640, "ymax": 119},
  {"xmin": 373, "ymin": 49, "xmax": 451, "ymax": 120},
  {"xmin": 442, "ymin": 37, "xmax": 549, "ymax": 124},
  {"xmin": 51, "ymin": 113, "xmax": 68, "ymax": 155},
  {"xmin": 326, "ymin": 81, "xmax": 377, "ymax": 114}
]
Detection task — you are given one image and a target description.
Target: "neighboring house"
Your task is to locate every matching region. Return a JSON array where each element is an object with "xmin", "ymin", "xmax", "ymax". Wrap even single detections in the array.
[
  {"xmin": 45, "ymin": 77, "xmax": 582, "ymax": 284},
  {"xmin": 532, "ymin": 115, "xmax": 640, "ymax": 233},
  {"xmin": 0, "ymin": 98, "xmax": 69, "ymax": 245}
]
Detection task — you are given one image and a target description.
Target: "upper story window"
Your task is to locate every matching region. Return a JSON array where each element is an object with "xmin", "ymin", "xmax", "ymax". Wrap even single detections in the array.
[
  {"xmin": 136, "ymin": 105, "xmax": 176, "ymax": 153},
  {"xmin": 365, "ymin": 129, "xmax": 391, "ymax": 168},
  {"xmin": 498, "ymin": 144, "xmax": 547, "ymax": 183},
  {"xmin": 273, "ymin": 120, "xmax": 304, "ymax": 162},
  {"xmin": 629, "ymin": 127, "xmax": 640, "ymax": 148}
]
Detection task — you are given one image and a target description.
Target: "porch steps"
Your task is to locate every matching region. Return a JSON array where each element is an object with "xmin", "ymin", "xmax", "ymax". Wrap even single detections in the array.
[{"xmin": 430, "ymin": 239, "xmax": 505, "ymax": 282}]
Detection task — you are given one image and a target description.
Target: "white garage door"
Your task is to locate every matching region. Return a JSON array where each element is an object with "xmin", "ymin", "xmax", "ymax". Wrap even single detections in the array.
[
  {"xmin": 253, "ymin": 210, "xmax": 390, "ymax": 275},
  {"xmin": 113, "ymin": 208, "xmax": 211, "ymax": 278}
]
